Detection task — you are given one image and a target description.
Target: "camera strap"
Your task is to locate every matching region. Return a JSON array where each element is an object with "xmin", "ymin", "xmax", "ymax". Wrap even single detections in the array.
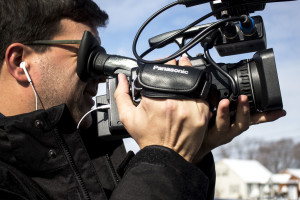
[{"xmin": 137, "ymin": 63, "xmax": 211, "ymax": 99}]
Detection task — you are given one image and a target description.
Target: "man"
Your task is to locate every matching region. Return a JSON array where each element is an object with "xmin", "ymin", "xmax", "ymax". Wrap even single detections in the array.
[{"xmin": 0, "ymin": 0, "xmax": 286, "ymax": 200}]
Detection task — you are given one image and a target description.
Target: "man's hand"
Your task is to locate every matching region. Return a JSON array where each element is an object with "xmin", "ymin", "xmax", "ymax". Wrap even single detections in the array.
[
  {"xmin": 114, "ymin": 57, "xmax": 211, "ymax": 162},
  {"xmin": 193, "ymin": 95, "xmax": 286, "ymax": 163}
]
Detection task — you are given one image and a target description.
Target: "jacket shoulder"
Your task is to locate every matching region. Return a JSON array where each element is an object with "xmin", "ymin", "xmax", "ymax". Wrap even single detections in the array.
[
  {"xmin": 0, "ymin": 160, "xmax": 49, "ymax": 200},
  {"xmin": 111, "ymin": 146, "xmax": 214, "ymax": 200}
]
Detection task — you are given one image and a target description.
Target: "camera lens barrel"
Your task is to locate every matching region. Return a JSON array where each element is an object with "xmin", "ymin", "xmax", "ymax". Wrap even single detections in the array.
[
  {"xmin": 229, "ymin": 62, "xmax": 256, "ymax": 111},
  {"xmin": 229, "ymin": 48, "xmax": 283, "ymax": 112}
]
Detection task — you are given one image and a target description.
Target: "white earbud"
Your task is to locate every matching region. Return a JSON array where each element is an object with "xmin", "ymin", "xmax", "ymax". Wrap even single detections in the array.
[
  {"xmin": 20, "ymin": 61, "xmax": 38, "ymax": 110},
  {"xmin": 20, "ymin": 61, "xmax": 32, "ymax": 83}
]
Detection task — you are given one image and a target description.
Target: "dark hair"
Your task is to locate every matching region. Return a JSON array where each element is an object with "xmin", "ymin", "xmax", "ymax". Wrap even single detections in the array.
[{"xmin": 0, "ymin": 0, "xmax": 108, "ymax": 67}]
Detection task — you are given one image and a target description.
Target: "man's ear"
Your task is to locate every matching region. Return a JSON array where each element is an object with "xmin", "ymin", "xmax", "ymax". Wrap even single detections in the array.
[{"xmin": 5, "ymin": 43, "xmax": 30, "ymax": 82}]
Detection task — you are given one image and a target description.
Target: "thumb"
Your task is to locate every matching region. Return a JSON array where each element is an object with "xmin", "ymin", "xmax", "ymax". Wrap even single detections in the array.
[
  {"xmin": 114, "ymin": 74, "xmax": 135, "ymax": 118},
  {"xmin": 178, "ymin": 53, "xmax": 192, "ymax": 67}
]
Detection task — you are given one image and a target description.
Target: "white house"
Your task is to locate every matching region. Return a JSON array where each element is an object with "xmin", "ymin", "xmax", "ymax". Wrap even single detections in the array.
[
  {"xmin": 269, "ymin": 173, "xmax": 299, "ymax": 200},
  {"xmin": 215, "ymin": 159, "xmax": 272, "ymax": 200},
  {"xmin": 280, "ymin": 168, "xmax": 300, "ymax": 199},
  {"xmin": 283, "ymin": 169, "xmax": 300, "ymax": 179},
  {"xmin": 269, "ymin": 173, "xmax": 292, "ymax": 194}
]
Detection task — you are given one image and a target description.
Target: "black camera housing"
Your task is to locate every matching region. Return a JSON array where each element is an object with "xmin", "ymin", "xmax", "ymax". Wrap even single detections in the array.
[
  {"xmin": 93, "ymin": 47, "xmax": 282, "ymax": 139},
  {"xmin": 74, "ymin": 0, "xmax": 291, "ymax": 139}
]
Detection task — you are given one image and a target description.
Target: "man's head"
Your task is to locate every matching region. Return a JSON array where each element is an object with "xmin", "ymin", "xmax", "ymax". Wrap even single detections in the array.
[
  {"xmin": 0, "ymin": 0, "xmax": 108, "ymax": 67},
  {"xmin": 0, "ymin": 0, "xmax": 109, "ymax": 128}
]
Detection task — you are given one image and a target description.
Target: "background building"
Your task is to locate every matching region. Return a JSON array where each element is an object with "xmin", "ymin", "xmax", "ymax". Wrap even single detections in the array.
[
  {"xmin": 215, "ymin": 159, "xmax": 300, "ymax": 200},
  {"xmin": 280, "ymin": 169, "xmax": 300, "ymax": 199},
  {"xmin": 215, "ymin": 159, "xmax": 272, "ymax": 200}
]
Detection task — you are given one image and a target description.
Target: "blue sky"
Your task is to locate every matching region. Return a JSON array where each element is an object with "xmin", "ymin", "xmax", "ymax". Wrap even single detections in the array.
[{"xmin": 95, "ymin": 0, "xmax": 300, "ymax": 142}]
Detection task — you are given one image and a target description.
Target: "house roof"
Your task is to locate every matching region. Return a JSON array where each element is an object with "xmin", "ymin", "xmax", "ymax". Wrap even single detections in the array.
[
  {"xmin": 284, "ymin": 168, "xmax": 300, "ymax": 179},
  {"xmin": 220, "ymin": 159, "xmax": 272, "ymax": 184},
  {"xmin": 270, "ymin": 174, "xmax": 291, "ymax": 184}
]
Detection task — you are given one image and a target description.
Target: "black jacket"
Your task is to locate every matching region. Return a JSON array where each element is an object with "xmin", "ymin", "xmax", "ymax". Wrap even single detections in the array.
[{"xmin": 0, "ymin": 104, "xmax": 215, "ymax": 200}]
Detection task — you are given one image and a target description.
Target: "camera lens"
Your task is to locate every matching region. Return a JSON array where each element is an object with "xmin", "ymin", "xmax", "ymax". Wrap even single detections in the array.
[{"xmin": 229, "ymin": 48, "xmax": 283, "ymax": 112}]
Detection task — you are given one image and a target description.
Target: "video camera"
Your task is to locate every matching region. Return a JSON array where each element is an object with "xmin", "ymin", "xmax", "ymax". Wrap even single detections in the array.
[{"xmin": 76, "ymin": 0, "xmax": 294, "ymax": 139}]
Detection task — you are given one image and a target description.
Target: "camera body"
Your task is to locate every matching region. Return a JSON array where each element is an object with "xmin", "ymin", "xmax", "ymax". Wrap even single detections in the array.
[
  {"xmin": 74, "ymin": 0, "xmax": 291, "ymax": 138},
  {"xmin": 95, "ymin": 48, "xmax": 282, "ymax": 138}
]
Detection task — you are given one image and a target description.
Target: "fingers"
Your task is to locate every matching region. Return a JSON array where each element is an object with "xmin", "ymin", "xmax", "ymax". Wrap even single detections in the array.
[
  {"xmin": 197, "ymin": 94, "xmax": 285, "ymax": 161},
  {"xmin": 164, "ymin": 54, "xmax": 192, "ymax": 67},
  {"xmin": 231, "ymin": 95, "xmax": 250, "ymax": 135},
  {"xmin": 213, "ymin": 94, "xmax": 283, "ymax": 137},
  {"xmin": 178, "ymin": 54, "xmax": 192, "ymax": 67},
  {"xmin": 114, "ymin": 74, "xmax": 135, "ymax": 122},
  {"xmin": 215, "ymin": 98, "xmax": 230, "ymax": 132},
  {"xmin": 208, "ymin": 95, "xmax": 249, "ymax": 146},
  {"xmin": 250, "ymin": 109, "xmax": 286, "ymax": 125},
  {"xmin": 165, "ymin": 59, "xmax": 176, "ymax": 65},
  {"xmin": 115, "ymin": 74, "xmax": 129, "ymax": 95}
]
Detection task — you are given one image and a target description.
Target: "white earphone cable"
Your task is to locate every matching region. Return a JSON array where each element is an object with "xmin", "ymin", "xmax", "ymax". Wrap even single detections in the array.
[
  {"xmin": 77, "ymin": 104, "xmax": 111, "ymax": 129},
  {"xmin": 29, "ymin": 82, "xmax": 38, "ymax": 110}
]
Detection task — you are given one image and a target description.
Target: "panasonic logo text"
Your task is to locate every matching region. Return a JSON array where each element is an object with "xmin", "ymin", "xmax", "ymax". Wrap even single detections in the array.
[{"xmin": 153, "ymin": 65, "xmax": 189, "ymax": 75}]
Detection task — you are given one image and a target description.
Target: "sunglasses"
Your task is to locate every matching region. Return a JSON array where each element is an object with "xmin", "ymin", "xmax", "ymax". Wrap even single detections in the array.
[{"xmin": 24, "ymin": 31, "xmax": 106, "ymax": 81}]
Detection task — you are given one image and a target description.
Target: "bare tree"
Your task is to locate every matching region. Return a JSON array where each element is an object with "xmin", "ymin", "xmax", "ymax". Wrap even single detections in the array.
[
  {"xmin": 291, "ymin": 142, "xmax": 300, "ymax": 168},
  {"xmin": 214, "ymin": 138, "xmax": 300, "ymax": 173},
  {"xmin": 255, "ymin": 139, "xmax": 295, "ymax": 173},
  {"xmin": 213, "ymin": 137, "xmax": 263, "ymax": 160}
]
